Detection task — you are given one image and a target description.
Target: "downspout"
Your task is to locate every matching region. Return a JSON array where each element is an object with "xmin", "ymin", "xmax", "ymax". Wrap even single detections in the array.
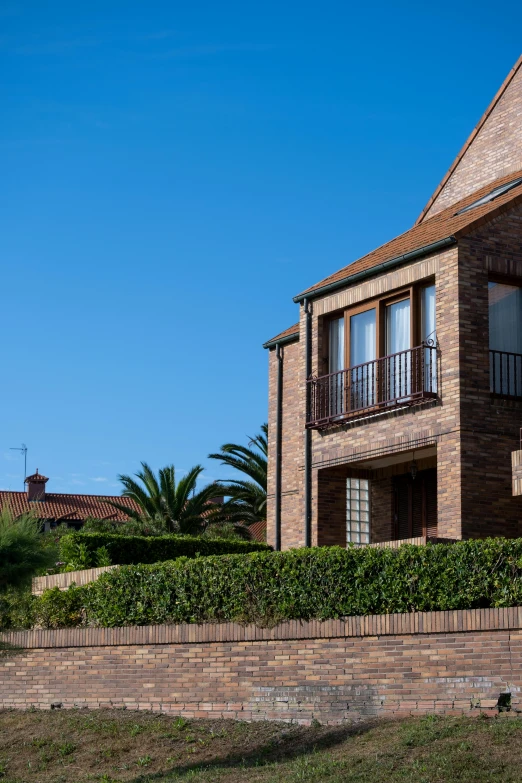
[
  {"xmin": 274, "ymin": 343, "xmax": 283, "ymax": 551},
  {"xmin": 304, "ymin": 298, "xmax": 312, "ymax": 547}
]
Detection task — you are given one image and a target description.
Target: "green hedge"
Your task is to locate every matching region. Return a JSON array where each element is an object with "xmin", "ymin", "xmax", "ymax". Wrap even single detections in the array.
[
  {"xmin": 5, "ymin": 538, "xmax": 522, "ymax": 630},
  {"xmin": 59, "ymin": 531, "xmax": 271, "ymax": 568}
]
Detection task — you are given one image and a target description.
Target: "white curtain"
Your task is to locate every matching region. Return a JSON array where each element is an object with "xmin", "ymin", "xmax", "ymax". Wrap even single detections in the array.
[
  {"xmin": 489, "ymin": 282, "xmax": 522, "ymax": 395},
  {"xmin": 489, "ymin": 283, "xmax": 522, "ymax": 353},
  {"xmin": 387, "ymin": 299, "xmax": 410, "ymax": 400},
  {"xmin": 329, "ymin": 317, "xmax": 345, "ymax": 415},
  {"xmin": 421, "ymin": 285, "xmax": 436, "ymax": 392},
  {"xmin": 350, "ymin": 309, "xmax": 376, "ymax": 408},
  {"xmin": 350, "ymin": 309, "xmax": 376, "ymax": 366},
  {"xmin": 329, "ymin": 317, "xmax": 345, "ymax": 373}
]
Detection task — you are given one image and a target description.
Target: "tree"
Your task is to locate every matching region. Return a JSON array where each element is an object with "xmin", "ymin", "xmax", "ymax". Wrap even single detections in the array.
[
  {"xmin": 208, "ymin": 424, "xmax": 267, "ymax": 527},
  {"xmin": 0, "ymin": 505, "xmax": 57, "ymax": 593},
  {"xmin": 108, "ymin": 463, "xmax": 221, "ymax": 535}
]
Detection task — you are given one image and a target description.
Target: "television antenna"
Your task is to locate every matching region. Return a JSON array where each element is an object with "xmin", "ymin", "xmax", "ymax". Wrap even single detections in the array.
[{"xmin": 9, "ymin": 444, "xmax": 27, "ymax": 489}]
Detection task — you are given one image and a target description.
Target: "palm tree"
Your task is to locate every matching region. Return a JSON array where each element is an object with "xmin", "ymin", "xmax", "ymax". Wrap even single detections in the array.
[
  {"xmin": 108, "ymin": 463, "xmax": 222, "ymax": 535},
  {"xmin": 0, "ymin": 505, "xmax": 57, "ymax": 593},
  {"xmin": 208, "ymin": 424, "xmax": 267, "ymax": 527}
]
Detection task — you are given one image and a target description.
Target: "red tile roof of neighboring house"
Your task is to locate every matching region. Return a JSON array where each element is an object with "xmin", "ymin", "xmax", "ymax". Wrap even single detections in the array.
[
  {"xmin": 295, "ymin": 169, "xmax": 522, "ymax": 299},
  {"xmin": 263, "ymin": 322, "xmax": 300, "ymax": 349},
  {"xmin": 415, "ymin": 54, "xmax": 522, "ymax": 225},
  {"xmin": 248, "ymin": 519, "xmax": 267, "ymax": 542},
  {"xmin": 0, "ymin": 491, "xmax": 140, "ymax": 523},
  {"xmin": 25, "ymin": 470, "xmax": 48, "ymax": 483}
]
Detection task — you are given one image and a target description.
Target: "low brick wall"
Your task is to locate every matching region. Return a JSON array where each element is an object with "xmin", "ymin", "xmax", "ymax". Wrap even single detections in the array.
[
  {"xmin": 32, "ymin": 566, "xmax": 118, "ymax": 595},
  {"xmin": 1, "ymin": 608, "xmax": 521, "ymax": 724}
]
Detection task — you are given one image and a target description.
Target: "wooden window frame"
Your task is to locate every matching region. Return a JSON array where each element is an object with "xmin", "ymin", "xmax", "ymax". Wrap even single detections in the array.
[{"xmin": 323, "ymin": 283, "xmax": 433, "ymax": 371}]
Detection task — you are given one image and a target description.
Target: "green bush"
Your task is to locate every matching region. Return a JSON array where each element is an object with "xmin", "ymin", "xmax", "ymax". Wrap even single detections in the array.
[
  {"xmin": 84, "ymin": 539, "xmax": 522, "ymax": 628},
  {"xmin": 59, "ymin": 531, "xmax": 271, "ymax": 569},
  {"xmin": 0, "ymin": 586, "xmax": 85, "ymax": 630},
  {"xmin": 8, "ymin": 538, "xmax": 522, "ymax": 631}
]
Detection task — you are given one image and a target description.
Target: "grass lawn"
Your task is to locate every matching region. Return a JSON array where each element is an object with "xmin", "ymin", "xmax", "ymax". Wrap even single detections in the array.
[{"xmin": 1, "ymin": 709, "xmax": 522, "ymax": 782}]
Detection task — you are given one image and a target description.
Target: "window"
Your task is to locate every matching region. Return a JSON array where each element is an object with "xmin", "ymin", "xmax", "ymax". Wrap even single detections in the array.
[
  {"xmin": 328, "ymin": 317, "xmax": 344, "ymax": 374},
  {"xmin": 346, "ymin": 478, "xmax": 370, "ymax": 544},
  {"xmin": 328, "ymin": 317, "xmax": 345, "ymax": 415},
  {"xmin": 489, "ymin": 281, "xmax": 522, "ymax": 396},
  {"xmin": 310, "ymin": 282, "xmax": 438, "ymax": 427},
  {"xmin": 386, "ymin": 297, "xmax": 411, "ymax": 400},
  {"xmin": 323, "ymin": 283, "xmax": 436, "ymax": 396},
  {"xmin": 455, "ymin": 177, "xmax": 522, "ymax": 215},
  {"xmin": 421, "ymin": 284, "xmax": 437, "ymax": 391},
  {"xmin": 349, "ymin": 308, "xmax": 376, "ymax": 408}
]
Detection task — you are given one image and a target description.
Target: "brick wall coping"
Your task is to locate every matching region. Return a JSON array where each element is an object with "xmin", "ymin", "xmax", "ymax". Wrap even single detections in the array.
[{"xmin": 2, "ymin": 607, "xmax": 521, "ymax": 650}]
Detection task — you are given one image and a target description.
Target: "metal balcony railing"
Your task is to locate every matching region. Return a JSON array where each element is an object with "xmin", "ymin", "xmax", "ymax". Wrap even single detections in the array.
[
  {"xmin": 307, "ymin": 342, "xmax": 439, "ymax": 429},
  {"xmin": 490, "ymin": 349, "xmax": 522, "ymax": 398}
]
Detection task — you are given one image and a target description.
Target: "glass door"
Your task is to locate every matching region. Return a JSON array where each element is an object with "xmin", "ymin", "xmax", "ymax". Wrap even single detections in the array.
[
  {"xmin": 349, "ymin": 308, "xmax": 376, "ymax": 410},
  {"xmin": 385, "ymin": 298, "xmax": 411, "ymax": 401}
]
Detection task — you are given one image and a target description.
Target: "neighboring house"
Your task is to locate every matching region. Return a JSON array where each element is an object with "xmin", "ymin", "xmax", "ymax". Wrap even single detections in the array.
[
  {"xmin": 0, "ymin": 470, "xmax": 140, "ymax": 530},
  {"xmin": 264, "ymin": 55, "xmax": 522, "ymax": 551},
  {"xmin": 0, "ymin": 470, "xmax": 268, "ymax": 542}
]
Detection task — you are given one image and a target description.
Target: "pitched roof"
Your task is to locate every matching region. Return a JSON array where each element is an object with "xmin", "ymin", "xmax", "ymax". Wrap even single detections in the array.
[
  {"xmin": 25, "ymin": 470, "xmax": 48, "ymax": 484},
  {"xmin": 248, "ymin": 519, "xmax": 267, "ymax": 542},
  {"xmin": 294, "ymin": 169, "xmax": 522, "ymax": 300},
  {"xmin": 416, "ymin": 55, "xmax": 522, "ymax": 225},
  {"xmin": 0, "ymin": 491, "xmax": 140, "ymax": 522},
  {"xmin": 263, "ymin": 323, "xmax": 300, "ymax": 349}
]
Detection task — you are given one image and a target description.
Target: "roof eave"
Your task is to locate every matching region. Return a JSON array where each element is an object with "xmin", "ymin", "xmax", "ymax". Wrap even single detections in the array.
[
  {"xmin": 262, "ymin": 331, "xmax": 300, "ymax": 350},
  {"xmin": 292, "ymin": 236, "xmax": 458, "ymax": 304}
]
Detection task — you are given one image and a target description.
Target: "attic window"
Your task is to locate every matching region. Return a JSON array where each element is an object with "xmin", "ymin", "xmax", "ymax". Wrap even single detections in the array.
[{"xmin": 455, "ymin": 177, "xmax": 522, "ymax": 215}]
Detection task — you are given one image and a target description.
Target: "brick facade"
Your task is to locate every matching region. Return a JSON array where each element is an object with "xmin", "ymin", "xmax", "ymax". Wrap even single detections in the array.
[
  {"xmin": 267, "ymin": 338, "xmax": 304, "ymax": 550},
  {"xmin": 2, "ymin": 610, "xmax": 522, "ymax": 723},
  {"xmin": 266, "ymin": 61, "xmax": 522, "ymax": 552},
  {"xmin": 422, "ymin": 57, "xmax": 522, "ymax": 220}
]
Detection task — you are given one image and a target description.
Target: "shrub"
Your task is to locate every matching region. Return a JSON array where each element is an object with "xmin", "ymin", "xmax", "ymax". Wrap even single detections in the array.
[
  {"xmin": 58, "ymin": 532, "xmax": 271, "ymax": 569},
  {"xmin": 9, "ymin": 538, "xmax": 522, "ymax": 630},
  {"xmin": 82, "ymin": 516, "xmax": 167, "ymax": 537},
  {"xmin": 35, "ymin": 586, "xmax": 85, "ymax": 629},
  {"xmin": 78, "ymin": 538, "xmax": 522, "ymax": 628},
  {"xmin": 0, "ymin": 506, "xmax": 57, "ymax": 592},
  {"xmin": 0, "ymin": 586, "xmax": 85, "ymax": 630},
  {"xmin": 0, "ymin": 589, "xmax": 35, "ymax": 630}
]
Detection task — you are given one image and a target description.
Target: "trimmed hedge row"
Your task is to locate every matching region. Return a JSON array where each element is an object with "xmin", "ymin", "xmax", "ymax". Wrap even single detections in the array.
[
  {"xmin": 59, "ymin": 531, "xmax": 271, "ymax": 568},
  {"xmin": 5, "ymin": 538, "xmax": 522, "ymax": 630}
]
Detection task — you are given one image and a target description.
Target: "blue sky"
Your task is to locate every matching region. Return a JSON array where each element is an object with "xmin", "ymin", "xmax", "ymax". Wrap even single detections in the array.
[{"xmin": 1, "ymin": 0, "xmax": 520, "ymax": 494}]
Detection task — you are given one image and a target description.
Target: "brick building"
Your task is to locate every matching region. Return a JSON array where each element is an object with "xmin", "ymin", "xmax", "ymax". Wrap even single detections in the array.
[{"xmin": 264, "ymin": 55, "xmax": 522, "ymax": 550}]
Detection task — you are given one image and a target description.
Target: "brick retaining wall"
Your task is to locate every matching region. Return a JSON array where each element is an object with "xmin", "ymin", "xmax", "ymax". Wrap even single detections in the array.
[{"xmin": 1, "ymin": 609, "xmax": 522, "ymax": 724}]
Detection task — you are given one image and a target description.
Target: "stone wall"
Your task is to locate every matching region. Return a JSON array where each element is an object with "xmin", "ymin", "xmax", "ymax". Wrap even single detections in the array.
[{"xmin": 2, "ymin": 609, "xmax": 522, "ymax": 723}]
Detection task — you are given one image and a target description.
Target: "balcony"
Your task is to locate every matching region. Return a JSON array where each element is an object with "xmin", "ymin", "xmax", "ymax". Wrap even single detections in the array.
[
  {"xmin": 490, "ymin": 349, "xmax": 522, "ymax": 397},
  {"xmin": 307, "ymin": 342, "xmax": 439, "ymax": 429}
]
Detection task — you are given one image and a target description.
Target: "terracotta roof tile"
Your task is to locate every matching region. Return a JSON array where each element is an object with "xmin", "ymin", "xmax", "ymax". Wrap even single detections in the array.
[
  {"xmin": 0, "ymin": 491, "xmax": 140, "ymax": 522},
  {"xmin": 296, "ymin": 169, "xmax": 522, "ymax": 299},
  {"xmin": 248, "ymin": 519, "xmax": 267, "ymax": 542},
  {"xmin": 25, "ymin": 470, "xmax": 48, "ymax": 484},
  {"xmin": 263, "ymin": 322, "xmax": 300, "ymax": 349}
]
